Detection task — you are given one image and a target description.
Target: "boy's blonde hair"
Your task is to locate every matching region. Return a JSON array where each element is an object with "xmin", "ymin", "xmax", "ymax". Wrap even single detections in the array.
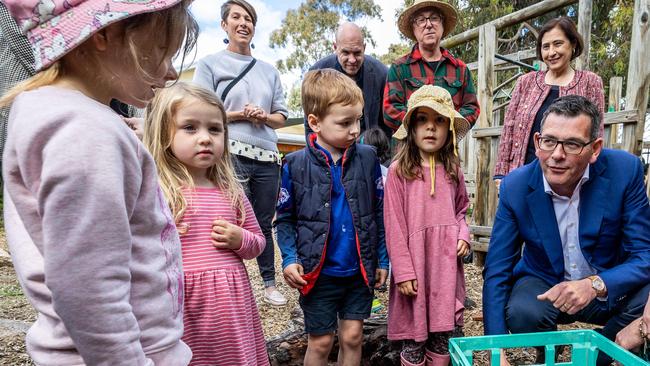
[
  {"xmin": 0, "ymin": 0, "xmax": 198, "ymax": 107},
  {"xmin": 301, "ymin": 69, "xmax": 364, "ymax": 118},
  {"xmin": 143, "ymin": 82, "xmax": 246, "ymax": 227}
]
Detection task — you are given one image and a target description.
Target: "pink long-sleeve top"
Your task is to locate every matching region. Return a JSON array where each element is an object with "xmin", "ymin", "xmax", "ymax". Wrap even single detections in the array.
[
  {"xmin": 494, "ymin": 70, "xmax": 605, "ymax": 178},
  {"xmin": 3, "ymin": 86, "xmax": 190, "ymax": 366}
]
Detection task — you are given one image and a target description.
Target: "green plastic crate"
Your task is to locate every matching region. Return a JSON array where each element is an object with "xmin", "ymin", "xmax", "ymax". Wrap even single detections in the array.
[{"xmin": 449, "ymin": 329, "xmax": 648, "ymax": 365}]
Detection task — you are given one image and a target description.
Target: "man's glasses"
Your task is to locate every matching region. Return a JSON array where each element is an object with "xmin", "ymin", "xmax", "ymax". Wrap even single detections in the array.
[
  {"xmin": 412, "ymin": 14, "xmax": 443, "ymax": 28},
  {"xmin": 536, "ymin": 136, "xmax": 596, "ymax": 155}
]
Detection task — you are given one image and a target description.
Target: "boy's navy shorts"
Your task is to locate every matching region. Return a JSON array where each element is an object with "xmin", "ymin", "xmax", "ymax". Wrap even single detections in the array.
[{"xmin": 299, "ymin": 272, "xmax": 373, "ymax": 335}]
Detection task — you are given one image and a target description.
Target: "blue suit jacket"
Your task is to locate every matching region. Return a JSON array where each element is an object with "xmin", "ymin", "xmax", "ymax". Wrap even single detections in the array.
[{"xmin": 483, "ymin": 149, "xmax": 650, "ymax": 335}]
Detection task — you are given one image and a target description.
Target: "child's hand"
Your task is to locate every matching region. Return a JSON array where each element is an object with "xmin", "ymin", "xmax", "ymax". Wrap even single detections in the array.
[
  {"xmin": 211, "ymin": 219, "xmax": 243, "ymax": 250},
  {"xmin": 122, "ymin": 117, "xmax": 144, "ymax": 140},
  {"xmin": 374, "ymin": 269, "xmax": 388, "ymax": 289},
  {"xmin": 457, "ymin": 239, "xmax": 470, "ymax": 257},
  {"xmin": 283, "ymin": 263, "xmax": 307, "ymax": 289},
  {"xmin": 397, "ymin": 279, "xmax": 417, "ymax": 296}
]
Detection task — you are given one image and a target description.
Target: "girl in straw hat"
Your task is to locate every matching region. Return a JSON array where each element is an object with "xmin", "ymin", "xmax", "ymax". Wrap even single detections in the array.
[
  {"xmin": 1, "ymin": 1, "xmax": 198, "ymax": 364},
  {"xmin": 384, "ymin": 85, "xmax": 471, "ymax": 366}
]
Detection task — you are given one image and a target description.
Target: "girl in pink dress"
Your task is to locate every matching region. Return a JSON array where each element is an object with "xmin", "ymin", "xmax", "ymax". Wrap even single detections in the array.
[
  {"xmin": 144, "ymin": 82, "xmax": 269, "ymax": 365},
  {"xmin": 385, "ymin": 85, "xmax": 472, "ymax": 366}
]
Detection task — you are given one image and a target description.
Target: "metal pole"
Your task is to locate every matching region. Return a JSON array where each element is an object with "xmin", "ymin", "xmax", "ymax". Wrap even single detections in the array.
[{"xmin": 494, "ymin": 54, "xmax": 538, "ymax": 71}]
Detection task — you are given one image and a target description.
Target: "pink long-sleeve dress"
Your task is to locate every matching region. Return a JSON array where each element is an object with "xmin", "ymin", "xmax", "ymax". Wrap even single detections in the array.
[
  {"xmin": 179, "ymin": 186, "xmax": 269, "ymax": 365},
  {"xmin": 384, "ymin": 163, "xmax": 470, "ymax": 342}
]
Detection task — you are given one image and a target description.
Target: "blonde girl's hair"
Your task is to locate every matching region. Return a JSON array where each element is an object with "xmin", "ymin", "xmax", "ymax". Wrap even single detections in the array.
[
  {"xmin": 394, "ymin": 109, "xmax": 460, "ymax": 184},
  {"xmin": 0, "ymin": 0, "xmax": 199, "ymax": 107},
  {"xmin": 143, "ymin": 82, "xmax": 246, "ymax": 226}
]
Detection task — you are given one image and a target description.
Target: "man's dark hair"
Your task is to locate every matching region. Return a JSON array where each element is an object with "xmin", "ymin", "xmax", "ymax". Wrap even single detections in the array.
[{"xmin": 541, "ymin": 95, "xmax": 601, "ymax": 140}]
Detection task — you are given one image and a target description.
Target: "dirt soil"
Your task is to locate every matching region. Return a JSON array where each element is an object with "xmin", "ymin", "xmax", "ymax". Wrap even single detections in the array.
[{"xmin": 0, "ymin": 231, "xmax": 595, "ymax": 365}]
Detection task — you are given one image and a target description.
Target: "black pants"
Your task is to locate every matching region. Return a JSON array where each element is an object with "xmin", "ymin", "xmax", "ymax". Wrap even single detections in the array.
[
  {"xmin": 234, "ymin": 155, "xmax": 280, "ymax": 286},
  {"xmin": 506, "ymin": 275, "xmax": 650, "ymax": 365}
]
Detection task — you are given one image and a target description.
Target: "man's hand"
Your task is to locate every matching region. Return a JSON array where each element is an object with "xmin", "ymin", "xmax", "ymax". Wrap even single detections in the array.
[
  {"xmin": 283, "ymin": 263, "xmax": 307, "ymax": 289},
  {"xmin": 211, "ymin": 219, "xmax": 243, "ymax": 250},
  {"xmin": 537, "ymin": 279, "xmax": 596, "ymax": 315},
  {"xmin": 457, "ymin": 239, "xmax": 470, "ymax": 257},
  {"xmin": 615, "ymin": 318, "xmax": 644, "ymax": 351},
  {"xmin": 374, "ymin": 269, "xmax": 388, "ymax": 289},
  {"xmin": 397, "ymin": 279, "xmax": 417, "ymax": 296},
  {"xmin": 618, "ymin": 294, "xmax": 650, "ymax": 350}
]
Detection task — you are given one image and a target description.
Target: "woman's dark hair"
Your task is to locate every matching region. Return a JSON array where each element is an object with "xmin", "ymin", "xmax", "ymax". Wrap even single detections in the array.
[
  {"xmin": 221, "ymin": 0, "xmax": 257, "ymax": 26},
  {"xmin": 536, "ymin": 17, "xmax": 584, "ymax": 61},
  {"xmin": 359, "ymin": 127, "xmax": 391, "ymax": 166}
]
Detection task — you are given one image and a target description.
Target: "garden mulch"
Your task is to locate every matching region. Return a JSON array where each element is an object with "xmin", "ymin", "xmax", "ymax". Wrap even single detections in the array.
[{"xmin": 0, "ymin": 232, "xmax": 594, "ymax": 365}]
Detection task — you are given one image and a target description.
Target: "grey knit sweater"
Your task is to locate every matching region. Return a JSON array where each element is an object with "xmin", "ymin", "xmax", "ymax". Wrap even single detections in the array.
[{"xmin": 193, "ymin": 50, "xmax": 288, "ymax": 152}]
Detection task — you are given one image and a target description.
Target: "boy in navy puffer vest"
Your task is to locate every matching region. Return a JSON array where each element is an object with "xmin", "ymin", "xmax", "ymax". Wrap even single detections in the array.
[{"xmin": 274, "ymin": 69, "xmax": 389, "ymax": 365}]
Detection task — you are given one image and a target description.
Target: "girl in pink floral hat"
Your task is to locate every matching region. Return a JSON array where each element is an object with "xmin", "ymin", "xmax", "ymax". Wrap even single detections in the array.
[{"xmin": 1, "ymin": 1, "xmax": 198, "ymax": 365}]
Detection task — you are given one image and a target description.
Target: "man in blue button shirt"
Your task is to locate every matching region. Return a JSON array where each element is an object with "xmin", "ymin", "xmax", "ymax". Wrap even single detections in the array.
[{"xmin": 483, "ymin": 96, "xmax": 650, "ymax": 365}]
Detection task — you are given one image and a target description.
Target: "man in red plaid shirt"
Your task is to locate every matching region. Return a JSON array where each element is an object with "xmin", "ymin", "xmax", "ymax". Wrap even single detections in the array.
[{"xmin": 384, "ymin": 0, "xmax": 479, "ymax": 133}]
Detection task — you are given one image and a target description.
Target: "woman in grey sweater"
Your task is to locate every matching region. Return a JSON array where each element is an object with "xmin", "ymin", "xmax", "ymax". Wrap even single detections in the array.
[{"xmin": 193, "ymin": 0, "xmax": 288, "ymax": 306}]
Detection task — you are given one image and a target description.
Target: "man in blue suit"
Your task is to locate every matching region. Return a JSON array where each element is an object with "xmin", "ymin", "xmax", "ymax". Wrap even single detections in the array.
[
  {"xmin": 306, "ymin": 22, "xmax": 390, "ymax": 138},
  {"xmin": 483, "ymin": 95, "xmax": 650, "ymax": 358}
]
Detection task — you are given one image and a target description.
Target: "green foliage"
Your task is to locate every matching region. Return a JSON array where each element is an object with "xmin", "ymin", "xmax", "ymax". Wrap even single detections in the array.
[
  {"xmin": 269, "ymin": 0, "xmax": 381, "ymax": 73},
  {"xmin": 374, "ymin": 43, "xmax": 411, "ymax": 65},
  {"xmin": 286, "ymin": 83, "xmax": 303, "ymax": 118}
]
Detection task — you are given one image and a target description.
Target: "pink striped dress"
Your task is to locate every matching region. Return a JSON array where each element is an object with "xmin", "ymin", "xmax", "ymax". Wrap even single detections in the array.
[{"xmin": 179, "ymin": 186, "xmax": 269, "ymax": 365}]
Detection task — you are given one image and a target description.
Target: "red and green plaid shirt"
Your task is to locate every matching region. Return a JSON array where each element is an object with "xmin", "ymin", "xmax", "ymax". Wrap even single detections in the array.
[{"xmin": 383, "ymin": 44, "xmax": 480, "ymax": 132}]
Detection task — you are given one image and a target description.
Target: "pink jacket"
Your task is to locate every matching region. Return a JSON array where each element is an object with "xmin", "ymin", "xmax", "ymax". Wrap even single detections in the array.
[{"xmin": 494, "ymin": 70, "xmax": 605, "ymax": 177}]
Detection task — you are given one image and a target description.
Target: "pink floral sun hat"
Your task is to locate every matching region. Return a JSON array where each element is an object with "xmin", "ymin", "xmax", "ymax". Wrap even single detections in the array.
[{"xmin": 4, "ymin": 0, "xmax": 183, "ymax": 71}]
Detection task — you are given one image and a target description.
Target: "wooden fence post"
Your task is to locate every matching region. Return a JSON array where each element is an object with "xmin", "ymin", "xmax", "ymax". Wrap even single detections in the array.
[
  {"xmin": 606, "ymin": 77, "xmax": 623, "ymax": 148},
  {"xmin": 473, "ymin": 24, "xmax": 496, "ymax": 265},
  {"xmin": 623, "ymin": 0, "xmax": 650, "ymax": 155},
  {"xmin": 576, "ymin": 0, "xmax": 593, "ymax": 70}
]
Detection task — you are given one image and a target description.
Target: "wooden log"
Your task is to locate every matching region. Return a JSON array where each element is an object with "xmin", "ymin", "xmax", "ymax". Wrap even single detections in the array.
[
  {"xmin": 474, "ymin": 24, "xmax": 497, "ymax": 229},
  {"xmin": 469, "ymin": 225, "xmax": 493, "ymax": 237},
  {"xmin": 471, "ymin": 240, "xmax": 489, "ymax": 253},
  {"xmin": 576, "ymin": 0, "xmax": 593, "ymax": 70},
  {"xmin": 623, "ymin": 0, "xmax": 650, "ymax": 155},
  {"xmin": 603, "ymin": 109, "xmax": 640, "ymax": 125},
  {"xmin": 606, "ymin": 77, "xmax": 624, "ymax": 148},
  {"xmin": 472, "ymin": 126, "xmax": 504, "ymax": 138},
  {"xmin": 442, "ymin": 0, "xmax": 578, "ymax": 49},
  {"xmin": 471, "ymin": 109, "xmax": 640, "ymax": 140},
  {"xmin": 266, "ymin": 313, "xmax": 400, "ymax": 365}
]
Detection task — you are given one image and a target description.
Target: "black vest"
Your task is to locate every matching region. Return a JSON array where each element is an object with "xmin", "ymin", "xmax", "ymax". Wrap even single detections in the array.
[{"xmin": 284, "ymin": 137, "xmax": 383, "ymax": 286}]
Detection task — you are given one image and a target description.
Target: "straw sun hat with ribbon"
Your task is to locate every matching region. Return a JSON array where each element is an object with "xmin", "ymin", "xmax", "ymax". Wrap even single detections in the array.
[
  {"xmin": 394, "ymin": 85, "xmax": 470, "ymax": 196},
  {"xmin": 398, "ymin": 0, "xmax": 459, "ymax": 41}
]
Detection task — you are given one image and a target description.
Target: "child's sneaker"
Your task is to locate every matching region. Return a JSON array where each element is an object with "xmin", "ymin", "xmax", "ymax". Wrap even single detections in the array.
[
  {"xmin": 371, "ymin": 298, "xmax": 384, "ymax": 313},
  {"xmin": 264, "ymin": 289, "xmax": 287, "ymax": 306}
]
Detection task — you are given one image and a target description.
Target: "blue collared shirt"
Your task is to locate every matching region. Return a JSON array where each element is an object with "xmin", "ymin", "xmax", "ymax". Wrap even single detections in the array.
[
  {"xmin": 542, "ymin": 166, "xmax": 596, "ymax": 280},
  {"xmin": 315, "ymin": 143, "xmax": 361, "ymax": 277}
]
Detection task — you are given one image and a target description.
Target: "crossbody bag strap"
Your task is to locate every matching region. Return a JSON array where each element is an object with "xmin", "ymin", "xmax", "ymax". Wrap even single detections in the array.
[{"xmin": 220, "ymin": 58, "xmax": 257, "ymax": 101}]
